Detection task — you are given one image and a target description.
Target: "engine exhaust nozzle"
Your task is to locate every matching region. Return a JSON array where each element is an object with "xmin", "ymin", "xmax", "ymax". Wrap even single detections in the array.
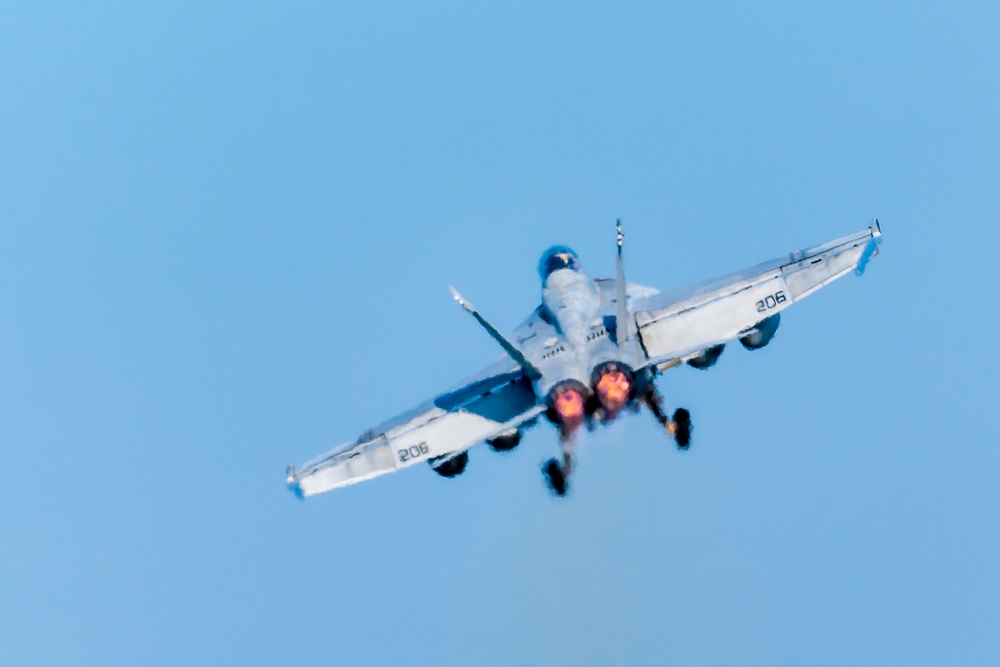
[
  {"xmin": 546, "ymin": 380, "xmax": 590, "ymax": 435},
  {"xmin": 591, "ymin": 362, "xmax": 635, "ymax": 418}
]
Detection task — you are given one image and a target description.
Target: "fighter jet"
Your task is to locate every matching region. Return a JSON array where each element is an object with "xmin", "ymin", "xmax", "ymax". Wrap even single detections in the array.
[{"xmin": 286, "ymin": 220, "xmax": 882, "ymax": 497}]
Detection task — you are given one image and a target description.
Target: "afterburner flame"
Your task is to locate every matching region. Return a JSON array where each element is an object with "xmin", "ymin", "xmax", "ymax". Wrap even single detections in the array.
[
  {"xmin": 553, "ymin": 388, "xmax": 586, "ymax": 427},
  {"xmin": 596, "ymin": 369, "xmax": 633, "ymax": 415}
]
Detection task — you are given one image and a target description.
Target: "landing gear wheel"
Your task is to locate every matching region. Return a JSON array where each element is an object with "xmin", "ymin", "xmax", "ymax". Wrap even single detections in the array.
[
  {"xmin": 672, "ymin": 408, "xmax": 692, "ymax": 449},
  {"xmin": 429, "ymin": 451, "xmax": 469, "ymax": 478},
  {"xmin": 542, "ymin": 458, "xmax": 568, "ymax": 497}
]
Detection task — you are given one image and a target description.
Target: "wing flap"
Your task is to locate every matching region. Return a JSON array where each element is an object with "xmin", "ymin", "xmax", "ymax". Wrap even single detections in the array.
[
  {"xmin": 635, "ymin": 269, "xmax": 792, "ymax": 361},
  {"xmin": 290, "ymin": 435, "xmax": 396, "ymax": 496}
]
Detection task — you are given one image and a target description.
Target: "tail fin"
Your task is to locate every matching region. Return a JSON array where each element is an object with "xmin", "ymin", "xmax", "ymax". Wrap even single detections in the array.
[{"xmin": 615, "ymin": 219, "xmax": 630, "ymax": 344}]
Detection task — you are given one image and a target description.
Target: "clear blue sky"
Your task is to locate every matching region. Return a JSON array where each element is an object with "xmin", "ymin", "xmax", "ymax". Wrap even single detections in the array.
[{"xmin": 2, "ymin": 2, "xmax": 998, "ymax": 665}]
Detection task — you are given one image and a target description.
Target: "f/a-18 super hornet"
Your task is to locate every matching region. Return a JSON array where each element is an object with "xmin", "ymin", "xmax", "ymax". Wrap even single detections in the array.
[{"xmin": 287, "ymin": 220, "xmax": 882, "ymax": 498}]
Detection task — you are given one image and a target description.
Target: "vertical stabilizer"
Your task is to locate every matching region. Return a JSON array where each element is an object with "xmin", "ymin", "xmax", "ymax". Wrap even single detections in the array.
[{"xmin": 615, "ymin": 219, "xmax": 629, "ymax": 344}]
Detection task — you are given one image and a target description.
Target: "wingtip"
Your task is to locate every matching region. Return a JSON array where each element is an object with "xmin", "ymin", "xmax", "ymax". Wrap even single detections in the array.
[
  {"xmin": 855, "ymin": 237, "xmax": 880, "ymax": 276},
  {"xmin": 286, "ymin": 465, "xmax": 305, "ymax": 500}
]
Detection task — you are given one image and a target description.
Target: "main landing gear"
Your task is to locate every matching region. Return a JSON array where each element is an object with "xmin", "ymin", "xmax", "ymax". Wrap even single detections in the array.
[
  {"xmin": 540, "ymin": 384, "xmax": 692, "ymax": 497},
  {"xmin": 671, "ymin": 408, "xmax": 692, "ymax": 448},
  {"xmin": 640, "ymin": 385, "xmax": 693, "ymax": 450},
  {"xmin": 542, "ymin": 458, "xmax": 567, "ymax": 496},
  {"xmin": 542, "ymin": 430, "xmax": 575, "ymax": 497}
]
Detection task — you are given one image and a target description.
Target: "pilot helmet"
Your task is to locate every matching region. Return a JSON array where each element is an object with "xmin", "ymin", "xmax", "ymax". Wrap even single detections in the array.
[{"xmin": 538, "ymin": 246, "xmax": 581, "ymax": 281}]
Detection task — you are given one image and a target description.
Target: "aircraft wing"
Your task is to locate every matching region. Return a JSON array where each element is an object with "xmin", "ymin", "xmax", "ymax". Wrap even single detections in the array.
[
  {"xmin": 286, "ymin": 358, "xmax": 545, "ymax": 497},
  {"xmin": 632, "ymin": 221, "xmax": 882, "ymax": 367}
]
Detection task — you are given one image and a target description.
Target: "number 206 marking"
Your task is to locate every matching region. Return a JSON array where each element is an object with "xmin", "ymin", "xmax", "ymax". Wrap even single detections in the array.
[
  {"xmin": 398, "ymin": 443, "xmax": 429, "ymax": 463},
  {"xmin": 755, "ymin": 291, "xmax": 787, "ymax": 313}
]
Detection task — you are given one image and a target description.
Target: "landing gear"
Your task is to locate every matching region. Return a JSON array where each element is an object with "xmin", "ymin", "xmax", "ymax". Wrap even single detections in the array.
[
  {"xmin": 672, "ymin": 408, "xmax": 692, "ymax": 449},
  {"xmin": 542, "ymin": 432, "xmax": 575, "ymax": 497},
  {"xmin": 542, "ymin": 458, "xmax": 568, "ymax": 496},
  {"xmin": 641, "ymin": 384, "xmax": 693, "ymax": 449},
  {"xmin": 429, "ymin": 451, "xmax": 469, "ymax": 478}
]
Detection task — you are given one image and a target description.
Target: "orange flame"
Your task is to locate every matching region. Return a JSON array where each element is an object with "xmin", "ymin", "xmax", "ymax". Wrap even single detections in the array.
[
  {"xmin": 553, "ymin": 388, "xmax": 586, "ymax": 427},
  {"xmin": 596, "ymin": 370, "xmax": 632, "ymax": 415}
]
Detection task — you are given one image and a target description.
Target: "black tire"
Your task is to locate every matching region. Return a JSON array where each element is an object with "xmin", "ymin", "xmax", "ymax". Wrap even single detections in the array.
[
  {"xmin": 673, "ymin": 408, "xmax": 692, "ymax": 448},
  {"xmin": 542, "ymin": 459, "xmax": 568, "ymax": 496},
  {"xmin": 429, "ymin": 451, "xmax": 469, "ymax": 478}
]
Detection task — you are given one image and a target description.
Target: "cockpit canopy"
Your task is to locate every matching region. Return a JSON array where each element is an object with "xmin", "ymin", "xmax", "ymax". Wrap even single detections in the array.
[{"xmin": 538, "ymin": 245, "xmax": 581, "ymax": 281}]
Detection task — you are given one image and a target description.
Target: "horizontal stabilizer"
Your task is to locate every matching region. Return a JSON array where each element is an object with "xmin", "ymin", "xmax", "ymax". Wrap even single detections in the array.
[{"xmin": 615, "ymin": 218, "xmax": 630, "ymax": 344}]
